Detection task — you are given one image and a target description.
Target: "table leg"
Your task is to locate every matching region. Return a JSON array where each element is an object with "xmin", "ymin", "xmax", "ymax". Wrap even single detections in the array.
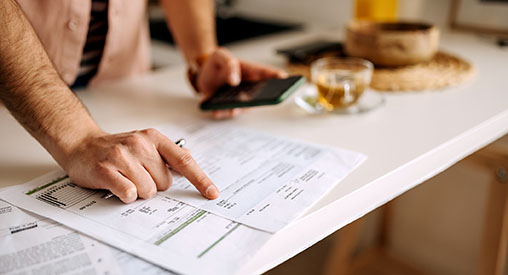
[
  {"xmin": 477, "ymin": 172, "xmax": 508, "ymax": 275},
  {"xmin": 322, "ymin": 217, "xmax": 366, "ymax": 275}
]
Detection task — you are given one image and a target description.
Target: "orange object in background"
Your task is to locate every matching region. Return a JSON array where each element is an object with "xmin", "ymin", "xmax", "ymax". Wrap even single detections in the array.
[{"xmin": 354, "ymin": 0, "xmax": 398, "ymax": 22}]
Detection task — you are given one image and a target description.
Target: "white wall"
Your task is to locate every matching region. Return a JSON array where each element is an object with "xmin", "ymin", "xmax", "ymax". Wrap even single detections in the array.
[
  {"xmin": 234, "ymin": 0, "xmax": 453, "ymax": 30},
  {"xmin": 235, "ymin": 0, "xmax": 508, "ymax": 34},
  {"xmin": 234, "ymin": 0, "xmax": 353, "ymax": 28},
  {"xmin": 398, "ymin": 0, "xmax": 452, "ymax": 29}
]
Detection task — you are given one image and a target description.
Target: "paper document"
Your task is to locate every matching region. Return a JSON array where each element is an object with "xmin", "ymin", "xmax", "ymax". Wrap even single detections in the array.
[
  {"xmin": 0, "ymin": 171, "xmax": 272, "ymax": 275},
  {"xmin": 0, "ymin": 124, "xmax": 366, "ymax": 274},
  {"xmin": 158, "ymin": 124, "xmax": 366, "ymax": 232},
  {"xmin": 0, "ymin": 200, "xmax": 173, "ymax": 275}
]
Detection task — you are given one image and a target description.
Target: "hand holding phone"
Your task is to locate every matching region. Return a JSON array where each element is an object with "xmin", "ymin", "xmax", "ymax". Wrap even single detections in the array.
[{"xmin": 200, "ymin": 75, "xmax": 305, "ymax": 110}]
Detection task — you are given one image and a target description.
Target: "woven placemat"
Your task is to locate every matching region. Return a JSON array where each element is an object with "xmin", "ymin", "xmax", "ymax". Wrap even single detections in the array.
[{"xmin": 286, "ymin": 51, "xmax": 475, "ymax": 92}]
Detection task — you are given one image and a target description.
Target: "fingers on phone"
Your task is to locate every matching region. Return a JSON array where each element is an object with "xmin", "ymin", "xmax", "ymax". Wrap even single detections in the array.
[{"xmin": 240, "ymin": 61, "xmax": 288, "ymax": 82}]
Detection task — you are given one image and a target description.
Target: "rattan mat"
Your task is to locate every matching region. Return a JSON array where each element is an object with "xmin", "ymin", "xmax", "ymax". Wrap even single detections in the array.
[{"xmin": 286, "ymin": 51, "xmax": 475, "ymax": 91}]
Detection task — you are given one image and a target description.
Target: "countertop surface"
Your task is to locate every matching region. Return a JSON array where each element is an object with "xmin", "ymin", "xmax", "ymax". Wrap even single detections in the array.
[{"xmin": 1, "ymin": 30, "xmax": 507, "ymax": 274}]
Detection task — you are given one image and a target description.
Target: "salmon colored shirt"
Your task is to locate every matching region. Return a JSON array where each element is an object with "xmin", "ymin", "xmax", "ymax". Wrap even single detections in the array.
[{"xmin": 16, "ymin": 0, "xmax": 151, "ymax": 86}]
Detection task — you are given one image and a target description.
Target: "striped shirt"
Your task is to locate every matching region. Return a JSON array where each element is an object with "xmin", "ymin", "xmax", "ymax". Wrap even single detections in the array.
[{"xmin": 71, "ymin": 0, "xmax": 109, "ymax": 88}]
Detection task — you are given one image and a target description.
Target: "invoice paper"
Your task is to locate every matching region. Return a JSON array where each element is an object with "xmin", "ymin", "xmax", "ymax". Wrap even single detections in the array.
[
  {"xmin": 157, "ymin": 124, "xmax": 367, "ymax": 232},
  {"xmin": 0, "ymin": 200, "xmax": 173, "ymax": 275},
  {"xmin": 0, "ymin": 124, "xmax": 366, "ymax": 274},
  {"xmin": 0, "ymin": 172, "xmax": 272, "ymax": 275}
]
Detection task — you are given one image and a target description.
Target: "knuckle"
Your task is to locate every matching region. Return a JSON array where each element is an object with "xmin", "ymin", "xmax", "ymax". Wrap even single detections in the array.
[
  {"xmin": 176, "ymin": 152, "xmax": 194, "ymax": 168},
  {"xmin": 141, "ymin": 128, "xmax": 160, "ymax": 139},
  {"xmin": 123, "ymin": 134, "xmax": 152, "ymax": 156},
  {"xmin": 110, "ymin": 144, "xmax": 126, "ymax": 160},
  {"xmin": 124, "ymin": 133, "xmax": 144, "ymax": 147}
]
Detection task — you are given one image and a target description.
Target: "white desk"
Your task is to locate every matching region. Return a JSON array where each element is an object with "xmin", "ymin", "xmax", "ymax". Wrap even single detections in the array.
[{"xmin": 1, "ymin": 30, "xmax": 507, "ymax": 274}]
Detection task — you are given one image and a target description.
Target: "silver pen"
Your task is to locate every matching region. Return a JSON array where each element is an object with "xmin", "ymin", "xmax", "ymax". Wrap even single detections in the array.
[{"xmin": 102, "ymin": 138, "xmax": 186, "ymax": 200}]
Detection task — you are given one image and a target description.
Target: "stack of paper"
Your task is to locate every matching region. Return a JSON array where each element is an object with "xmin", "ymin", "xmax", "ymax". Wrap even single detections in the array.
[{"xmin": 0, "ymin": 124, "xmax": 366, "ymax": 275}]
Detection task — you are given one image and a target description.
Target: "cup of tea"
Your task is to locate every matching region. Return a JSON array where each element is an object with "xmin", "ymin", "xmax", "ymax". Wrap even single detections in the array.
[{"xmin": 311, "ymin": 57, "xmax": 373, "ymax": 111}]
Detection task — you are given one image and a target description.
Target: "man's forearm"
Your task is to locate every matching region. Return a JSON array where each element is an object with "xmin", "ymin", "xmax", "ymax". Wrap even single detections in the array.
[
  {"xmin": 160, "ymin": 0, "xmax": 217, "ymax": 63},
  {"xmin": 0, "ymin": 0, "xmax": 219, "ymax": 202},
  {"xmin": 0, "ymin": 0, "xmax": 102, "ymax": 166}
]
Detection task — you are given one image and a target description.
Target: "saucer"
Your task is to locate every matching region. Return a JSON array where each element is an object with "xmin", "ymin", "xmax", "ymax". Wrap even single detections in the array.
[{"xmin": 294, "ymin": 84, "xmax": 385, "ymax": 114}]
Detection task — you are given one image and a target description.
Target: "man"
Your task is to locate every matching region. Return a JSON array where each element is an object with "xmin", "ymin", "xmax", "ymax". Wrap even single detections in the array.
[{"xmin": 0, "ymin": 0, "xmax": 286, "ymax": 203}]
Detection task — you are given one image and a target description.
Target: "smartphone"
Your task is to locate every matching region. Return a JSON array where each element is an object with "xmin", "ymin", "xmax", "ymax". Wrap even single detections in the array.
[
  {"xmin": 276, "ymin": 40, "xmax": 344, "ymax": 64},
  {"xmin": 199, "ymin": 75, "xmax": 306, "ymax": 110}
]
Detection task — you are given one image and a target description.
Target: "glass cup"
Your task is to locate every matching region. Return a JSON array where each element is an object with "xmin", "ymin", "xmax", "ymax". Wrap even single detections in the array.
[{"xmin": 311, "ymin": 57, "xmax": 373, "ymax": 111}]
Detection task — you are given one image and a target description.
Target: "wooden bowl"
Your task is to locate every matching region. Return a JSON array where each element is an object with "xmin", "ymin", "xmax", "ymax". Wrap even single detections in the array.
[{"xmin": 345, "ymin": 21, "xmax": 439, "ymax": 67}]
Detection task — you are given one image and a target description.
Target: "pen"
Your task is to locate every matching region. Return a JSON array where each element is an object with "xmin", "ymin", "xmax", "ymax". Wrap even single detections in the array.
[
  {"xmin": 174, "ymin": 138, "xmax": 186, "ymax": 148},
  {"xmin": 102, "ymin": 138, "xmax": 186, "ymax": 200}
]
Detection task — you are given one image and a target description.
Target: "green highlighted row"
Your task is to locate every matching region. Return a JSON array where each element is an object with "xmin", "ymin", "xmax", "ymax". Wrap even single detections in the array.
[
  {"xmin": 154, "ymin": 210, "xmax": 206, "ymax": 246},
  {"xmin": 25, "ymin": 175, "xmax": 69, "ymax": 195}
]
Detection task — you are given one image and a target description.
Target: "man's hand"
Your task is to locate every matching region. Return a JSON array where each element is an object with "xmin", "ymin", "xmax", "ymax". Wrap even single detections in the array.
[
  {"xmin": 62, "ymin": 128, "xmax": 219, "ymax": 203},
  {"xmin": 197, "ymin": 48, "xmax": 288, "ymax": 119},
  {"xmin": 0, "ymin": 0, "xmax": 217, "ymax": 204},
  {"xmin": 161, "ymin": 1, "xmax": 287, "ymax": 119}
]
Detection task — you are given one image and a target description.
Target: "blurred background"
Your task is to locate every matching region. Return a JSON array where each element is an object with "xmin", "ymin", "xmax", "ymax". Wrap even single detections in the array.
[
  {"xmin": 148, "ymin": 0, "xmax": 459, "ymax": 68},
  {"xmin": 148, "ymin": 0, "xmax": 508, "ymax": 274}
]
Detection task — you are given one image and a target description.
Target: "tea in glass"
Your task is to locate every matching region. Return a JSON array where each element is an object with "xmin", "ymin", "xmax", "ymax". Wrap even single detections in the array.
[{"xmin": 311, "ymin": 57, "xmax": 373, "ymax": 111}]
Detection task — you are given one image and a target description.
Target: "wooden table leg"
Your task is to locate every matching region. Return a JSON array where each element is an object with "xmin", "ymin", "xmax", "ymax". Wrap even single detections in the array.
[
  {"xmin": 323, "ymin": 217, "xmax": 366, "ymax": 275},
  {"xmin": 495, "ymin": 189, "xmax": 508, "ymax": 275},
  {"xmin": 477, "ymin": 173, "xmax": 508, "ymax": 275}
]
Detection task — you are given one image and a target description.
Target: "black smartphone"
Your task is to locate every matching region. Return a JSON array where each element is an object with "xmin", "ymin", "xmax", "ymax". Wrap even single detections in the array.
[
  {"xmin": 199, "ymin": 75, "xmax": 306, "ymax": 110},
  {"xmin": 276, "ymin": 40, "xmax": 344, "ymax": 64}
]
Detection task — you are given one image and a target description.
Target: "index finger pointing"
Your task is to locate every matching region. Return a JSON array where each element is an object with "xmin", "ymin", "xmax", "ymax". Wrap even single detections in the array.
[{"xmin": 151, "ymin": 132, "xmax": 219, "ymax": 199}]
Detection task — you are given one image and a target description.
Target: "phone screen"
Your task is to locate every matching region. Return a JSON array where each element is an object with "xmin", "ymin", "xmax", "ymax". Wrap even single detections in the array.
[{"xmin": 200, "ymin": 76, "xmax": 305, "ymax": 110}]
